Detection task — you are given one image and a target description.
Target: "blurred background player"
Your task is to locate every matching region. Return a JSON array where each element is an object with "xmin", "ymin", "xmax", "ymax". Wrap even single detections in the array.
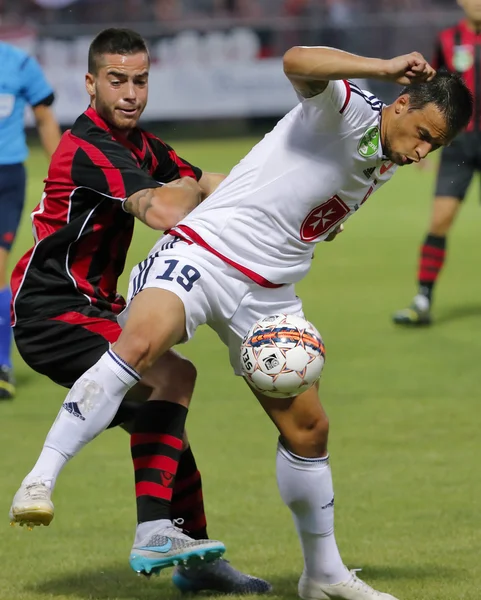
[
  {"xmin": 0, "ymin": 41, "xmax": 61, "ymax": 398},
  {"xmin": 393, "ymin": 0, "xmax": 481, "ymax": 326}
]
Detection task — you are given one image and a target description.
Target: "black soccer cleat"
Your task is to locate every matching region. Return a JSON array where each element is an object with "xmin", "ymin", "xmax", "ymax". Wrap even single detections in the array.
[
  {"xmin": 0, "ymin": 365, "xmax": 15, "ymax": 400},
  {"xmin": 392, "ymin": 301, "xmax": 432, "ymax": 326},
  {"xmin": 172, "ymin": 558, "xmax": 273, "ymax": 595}
]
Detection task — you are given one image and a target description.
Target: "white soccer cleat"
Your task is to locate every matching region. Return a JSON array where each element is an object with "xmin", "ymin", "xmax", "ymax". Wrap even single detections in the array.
[
  {"xmin": 130, "ymin": 520, "xmax": 225, "ymax": 576},
  {"xmin": 299, "ymin": 570, "xmax": 400, "ymax": 600},
  {"xmin": 9, "ymin": 479, "xmax": 54, "ymax": 528}
]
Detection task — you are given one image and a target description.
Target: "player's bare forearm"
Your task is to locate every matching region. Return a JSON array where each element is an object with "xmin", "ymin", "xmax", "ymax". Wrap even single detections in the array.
[
  {"xmin": 198, "ymin": 172, "xmax": 226, "ymax": 198},
  {"xmin": 284, "ymin": 47, "xmax": 384, "ymax": 96},
  {"xmin": 284, "ymin": 47, "xmax": 436, "ymax": 98},
  {"xmin": 33, "ymin": 105, "xmax": 61, "ymax": 158},
  {"xmin": 124, "ymin": 177, "xmax": 203, "ymax": 230}
]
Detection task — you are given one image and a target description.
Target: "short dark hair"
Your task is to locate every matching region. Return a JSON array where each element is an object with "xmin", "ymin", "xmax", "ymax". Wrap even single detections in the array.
[
  {"xmin": 400, "ymin": 71, "xmax": 473, "ymax": 138},
  {"xmin": 88, "ymin": 28, "xmax": 149, "ymax": 74}
]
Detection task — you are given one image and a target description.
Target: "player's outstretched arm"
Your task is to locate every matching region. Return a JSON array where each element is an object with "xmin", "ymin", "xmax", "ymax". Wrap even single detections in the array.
[
  {"xmin": 283, "ymin": 46, "xmax": 436, "ymax": 98},
  {"xmin": 123, "ymin": 177, "xmax": 203, "ymax": 230},
  {"xmin": 33, "ymin": 104, "xmax": 62, "ymax": 158}
]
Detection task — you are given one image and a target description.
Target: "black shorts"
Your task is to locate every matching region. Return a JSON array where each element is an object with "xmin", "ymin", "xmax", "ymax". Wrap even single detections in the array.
[
  {"xmin": 435, "ymin": 131, "xmax": 481, "ymax": 200},
  {"xmin": 14, "ymin": 305, "xmax": 139, "ymax": 427}
]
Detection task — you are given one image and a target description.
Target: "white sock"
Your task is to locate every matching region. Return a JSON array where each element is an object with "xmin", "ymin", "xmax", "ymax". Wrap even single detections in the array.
[
  {"xmin": 24, "ymin": 350, "xmax": 140, "ymax": 490},
  {"xmin": 277, "ymin": 440, "xmax": 350, "ymax": 585},
  {"xmin": 24, "ymin": 447, "xmax": 68, "ymax": 491},
  {"xmin": 413, "ymin": 293, "xmax": 430, "ymax": 311}
]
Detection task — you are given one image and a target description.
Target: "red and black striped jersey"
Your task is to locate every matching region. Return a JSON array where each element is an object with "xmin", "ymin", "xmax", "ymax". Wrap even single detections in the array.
[
  {"xmin": 11, "ymin": 106, "xmax": 201, "ymax": 325},
  {"xmin": 433, "ymin": 19, "xmax": 481, "ymax": 131}
]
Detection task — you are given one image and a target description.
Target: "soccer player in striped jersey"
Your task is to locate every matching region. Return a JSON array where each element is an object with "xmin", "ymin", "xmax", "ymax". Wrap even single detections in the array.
[
  {"xmin": 393, "ymin": 0, "xmax": 481, "ymax": 326},
  {"xmin": 9, "ymin": 28, "xmax": 270, "ymax": 595}
]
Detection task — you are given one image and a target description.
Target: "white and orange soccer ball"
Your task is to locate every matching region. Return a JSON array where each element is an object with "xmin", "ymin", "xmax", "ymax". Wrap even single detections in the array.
[{"xmin": 240, "ymin": 314, "xmax": 325, "ymax": 398}]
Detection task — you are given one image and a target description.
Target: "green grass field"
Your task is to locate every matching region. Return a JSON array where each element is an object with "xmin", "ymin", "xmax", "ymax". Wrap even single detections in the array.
[{"xmin": 1, "ymin": 139, "xmax": 480, "ymax": 600}]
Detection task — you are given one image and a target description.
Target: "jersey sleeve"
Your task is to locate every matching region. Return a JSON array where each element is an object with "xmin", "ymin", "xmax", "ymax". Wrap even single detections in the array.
[
  {"xmin": 70, "ymin": 133, "xmax": 162, "ymax": 200},
  {"xmin": 148, "ymin": 136, "xmax": 203, "ymax": 183},
  {"xmin": 20, "ymin": 55, "xmax": 55, "ymax": 107},
  {"xmin": 298, "ymin": 80, "xmax": 380, "ymax": 130}
]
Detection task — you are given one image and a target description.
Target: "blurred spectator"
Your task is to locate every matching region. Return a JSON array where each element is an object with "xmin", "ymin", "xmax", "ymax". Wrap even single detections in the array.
[
  {"xmin": 283, "ymin": 0, "xmax": 309, "ymax": 17},
  {"xmin": 33, "ymin": 0, "xmax": 78, "ymax": 6},
  {"xmin": 0, "ymin": 0, "xmax": 461, "ymax": 25},
  {"xmin": 154, "ymin": 0, "xmax": 182, "ymax": 22}
]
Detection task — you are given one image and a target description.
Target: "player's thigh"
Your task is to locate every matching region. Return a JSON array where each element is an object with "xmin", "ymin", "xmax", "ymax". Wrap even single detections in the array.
[
  {"xmin": 0, "ymin": 163, "xmax": 26, "ymax": 253},
  {"xmin": 115, "ymin": 288, "xmax": 188, "ymax": 371},
  {"xmin": 251, "ymin": 382, "xmax": 329, "ymax": 457},
  {"xmin": 119, "ymin": 239, "xmax": 241, "ymax": 371},
  {"xmin": 221, "ymin": 284, "xmax": 329, "ymax": 455},
  {"xmin": 434, "ymin": 136, "xmax": 474, "ymax": 203}
]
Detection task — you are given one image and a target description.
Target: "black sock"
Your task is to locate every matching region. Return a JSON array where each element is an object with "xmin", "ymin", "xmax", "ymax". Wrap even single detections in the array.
[
  {"xmin": 417, "ymin": 234, "xmax": 446, "ymax": 303},
  {"xmin": 172, "ymin": 446, "xmax": 208, "ymax": 539},
  {"xmin": 131, "ymin": 400, "xmax": 188, "ymax": 523}
]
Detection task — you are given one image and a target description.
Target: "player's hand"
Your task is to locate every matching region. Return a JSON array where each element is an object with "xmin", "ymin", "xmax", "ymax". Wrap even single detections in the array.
[
  {"xmin": 325, "ymin": 224, "xmax": 344, "ymax": 242},
  {"xmin": 382, "ymin": 52, "xmax": 436, "ymax": 86}
]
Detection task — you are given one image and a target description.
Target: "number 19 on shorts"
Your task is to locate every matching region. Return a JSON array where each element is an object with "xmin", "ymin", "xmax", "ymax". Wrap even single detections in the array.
[
  {"xmin": 156, "ymin": 259, "xmax": 201, "ymax": 292},
  {"xmin": 132, "ymin": 256, "xmax": 202, "ymax": 297}
]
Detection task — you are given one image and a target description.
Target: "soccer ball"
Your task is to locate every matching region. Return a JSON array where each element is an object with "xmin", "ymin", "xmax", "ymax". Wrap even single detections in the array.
[{"xmin": 240, "ymin": 314, "xmax": 325, "ymax": 398}]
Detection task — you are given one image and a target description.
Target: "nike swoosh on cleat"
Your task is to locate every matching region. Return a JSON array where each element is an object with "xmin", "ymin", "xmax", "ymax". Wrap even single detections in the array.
[{"xmin": 137, "ymin": 539, "xmax": 173, "ymax": 553}]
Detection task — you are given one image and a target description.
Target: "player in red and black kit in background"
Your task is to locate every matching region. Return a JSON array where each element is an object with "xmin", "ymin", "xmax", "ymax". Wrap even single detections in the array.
[
  {"xmin": 393, "ymin": 0, "xmax": 481, "ymax": 326},
  {"xmin": 9, "ymin": 29, "xmax": 271, "ymax": 594}
]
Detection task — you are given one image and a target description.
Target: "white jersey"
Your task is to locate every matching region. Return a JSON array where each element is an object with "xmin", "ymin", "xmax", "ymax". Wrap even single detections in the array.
[{"xmin": 167, "ymin": 79, "xmax": 398, "ymax": 286}]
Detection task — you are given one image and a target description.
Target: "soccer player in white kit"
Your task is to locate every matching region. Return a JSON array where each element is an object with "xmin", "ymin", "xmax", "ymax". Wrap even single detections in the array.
[{"xmin": 12, "ymin": 47, "xmax": 472, "ymax": 598}]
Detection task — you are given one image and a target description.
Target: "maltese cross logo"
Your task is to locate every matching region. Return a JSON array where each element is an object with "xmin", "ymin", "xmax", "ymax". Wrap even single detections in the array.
[{"xmin": 300, "ymin": 195, "xmax": 350, "ymax": 242}]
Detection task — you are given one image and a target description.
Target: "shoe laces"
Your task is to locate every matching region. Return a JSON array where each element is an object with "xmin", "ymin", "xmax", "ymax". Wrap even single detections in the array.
[
  {"xmin": 347, "ymin": 569, "xmax": 382, "ymax": 596},
  {"xmin": 172, "ymin": 517, "xmax": 184, "ymax": 531},
  {"xmin": 165, "ymin": 518, "xmax": 191, "ymax": 540},
  {"xmin": 23, "ymin": 480, "xmax": 51, "ymax": 501}
]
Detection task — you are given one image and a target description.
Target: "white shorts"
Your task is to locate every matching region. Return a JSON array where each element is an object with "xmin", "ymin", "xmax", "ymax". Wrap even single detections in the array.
[{"xmin": 119, "ymin": 236, "xmax": 304, "ymax": 375}]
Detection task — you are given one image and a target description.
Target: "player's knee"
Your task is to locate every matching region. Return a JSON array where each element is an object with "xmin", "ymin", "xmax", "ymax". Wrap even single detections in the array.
[
  {"xmin": 113, "ymin": 331, "xmax": 154, "ymax": 372},
  {"xmin": 147, "ymin": 352, "xmax": 197, "ymax": 402},
  {"xmin": 172, "ymin": 354, "xmax": 197, "ymax": 388},
  {"xmin": 430, "ymin": 200, "xmax": 460, "ymax": 234},
  {"xmin": 429, "ymin": 220, "xmax": 452, "ymax": 236},
  {"xmin": 284, "ymin": 412, "xmax": 329, "ymax": 457}
]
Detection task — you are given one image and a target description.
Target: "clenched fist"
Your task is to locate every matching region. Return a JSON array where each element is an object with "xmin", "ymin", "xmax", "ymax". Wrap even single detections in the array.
[{"xmin": 381, "ymin": 52, "xmax": 436, "ymax": 86}]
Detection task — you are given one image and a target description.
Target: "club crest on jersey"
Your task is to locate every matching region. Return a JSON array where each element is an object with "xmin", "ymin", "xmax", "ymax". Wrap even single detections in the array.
[
  {"xmin": 453, "ymin": 45, "xmax": 474, "ymax": 72},
  {"xmin": 358, "ymin": 126, "xmax": 380, "ymax": 158},
  {"xmin": 300, "ymin": 195, "xmax": 350, "ymax": 242}
]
